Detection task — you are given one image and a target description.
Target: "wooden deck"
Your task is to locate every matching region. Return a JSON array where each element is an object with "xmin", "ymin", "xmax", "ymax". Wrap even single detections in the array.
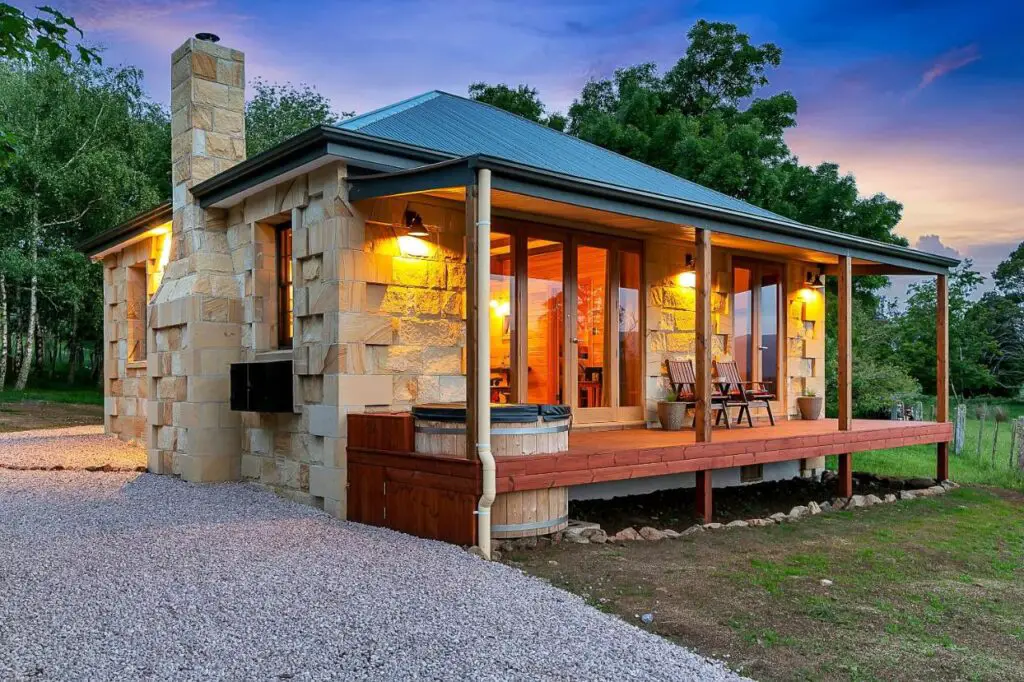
[{"xmin": 495, "ymin": 419, "xmax": 953, "ymax": 493}]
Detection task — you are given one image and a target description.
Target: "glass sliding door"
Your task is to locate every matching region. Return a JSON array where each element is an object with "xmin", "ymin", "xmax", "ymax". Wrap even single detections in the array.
[
  {"xmin": 488, "ymin": 232, "xmax": 514, "ymax": 403},
  {"xmin": 575, "ymin": 244, "xmax": 610, "ymax": 409},
  {"xmin": 525, "ymin": 237, "xmax": 565, "ymax": 404},
  {"xmin": 486, "ymin": 225, "xmax": 643, "ymax": 424},
  {"xmin": 731, "ymin": 259, "xmax": 783, "ymax": 394},
  {"xmin": 618, "ymin": 251, "xmax": 642, "ymax": 408}
]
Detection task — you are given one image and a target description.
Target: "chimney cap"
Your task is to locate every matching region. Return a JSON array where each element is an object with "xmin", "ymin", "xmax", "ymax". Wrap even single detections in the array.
[{"xmin": 195, "ymin": 32, "xmax": 220, "ymax": 43}]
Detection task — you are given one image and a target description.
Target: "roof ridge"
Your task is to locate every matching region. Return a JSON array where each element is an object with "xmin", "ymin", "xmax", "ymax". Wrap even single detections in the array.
[
  {"xmin": 427, "ymin": 91, "xmax": 802, "ymax": 226},
  {"xmin": 339, "ymin": 90, "xmax": 442, "ymax": 130}
]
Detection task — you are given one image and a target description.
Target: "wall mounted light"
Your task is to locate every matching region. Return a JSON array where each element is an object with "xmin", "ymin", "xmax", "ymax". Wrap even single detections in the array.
[
  {"xmin": 678, "ymin": 253, "xmax": 697, "ymax": 288},
  {"xmin": 404, "ymin": 210, "xmax": 429, "ymax": 237},
  {"xmin": 805, "ymin": 265, "xmax": 826, "ymax": 290}
]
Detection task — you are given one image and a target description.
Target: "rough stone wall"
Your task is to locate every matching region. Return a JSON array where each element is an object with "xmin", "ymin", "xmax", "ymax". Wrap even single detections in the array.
[
  {"xmin": 644, "ymin": 239, "xmax": 827, "ymax": 430},
  {"xmin": 146, "ymin": 37, "xmax": 246, "ymax": 482},
  {"xmin": 234, "ymin": 171, "xmax": 468, "ymax": 517},
  {"xmin": 102, "ymin": 235, "xmax": 168, "ymax": 443},
  {"xmin": 785, "ymin": 263, "xmax": 826, "ymax": 416},
  {"xmin": 644, "ymin": 238, "xmax": 730, "ymax": 424}
]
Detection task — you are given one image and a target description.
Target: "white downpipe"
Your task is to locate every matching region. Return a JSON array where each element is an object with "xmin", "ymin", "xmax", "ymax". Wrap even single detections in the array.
[{"xmin": 475, "ymin": 168, "xmax": 496, "ymax": 560}]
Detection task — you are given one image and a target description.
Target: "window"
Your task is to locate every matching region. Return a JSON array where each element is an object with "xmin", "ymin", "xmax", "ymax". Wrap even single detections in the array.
[
  {"xmin": 127, "ymin": 264, "xmax": 148, "ymax": 362},
  {"xmin": 740, "ymin": 464, "xmax": 764, "ymax": 483},
  {"xmin": 276, "ymin": 224, "xmax": 293, "ymax": 348}
]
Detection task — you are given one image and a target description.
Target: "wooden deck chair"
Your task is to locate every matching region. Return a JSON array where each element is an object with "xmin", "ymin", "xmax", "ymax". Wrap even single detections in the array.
[
  {"xmin": 665, "ymin": 359, "xmax": 728, "ymax": 428},
  {"xmin": 713, "ymin": 360, "xmax": 776, "ymax": 427}
]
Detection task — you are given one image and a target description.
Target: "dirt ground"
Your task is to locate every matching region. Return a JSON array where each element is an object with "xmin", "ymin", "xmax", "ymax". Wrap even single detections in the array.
[
  {"xmin": 0, "ymin": 401, "xmax": 104, "ymax": 433},
  {"xmin": 569, "ymin": 472, "xmax": 930, "ymax": 533},
  {"xmin": 510, "ymin": 488, "xmax": 1024, "ymax": 681}
]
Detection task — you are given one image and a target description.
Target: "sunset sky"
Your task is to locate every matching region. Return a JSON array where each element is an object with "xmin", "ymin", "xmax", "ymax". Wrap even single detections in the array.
[{"xmin": 31, "ymin": 0, "xmax": 1024, "ymax": 292}]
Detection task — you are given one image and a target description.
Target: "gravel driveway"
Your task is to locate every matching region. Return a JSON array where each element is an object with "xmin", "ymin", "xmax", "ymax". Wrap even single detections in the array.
[
  {"xmin": 0, "ymin": 468, "xmax": 746, "ymax": 681},
  {"xmin": 0, "ymin": 426, "xmax": 146, "ymax": 471}
]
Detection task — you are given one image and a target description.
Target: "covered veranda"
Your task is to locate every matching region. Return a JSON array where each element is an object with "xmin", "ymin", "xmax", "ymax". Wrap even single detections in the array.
[{"xmin": 347, "ymin": 154, "xmax": 956, "ymax": 558}]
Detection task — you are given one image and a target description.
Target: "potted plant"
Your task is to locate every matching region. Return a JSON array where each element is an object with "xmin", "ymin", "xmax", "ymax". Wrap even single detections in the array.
[
  {"xmin": 657, "ymin": 393, "xmax": 688, "ymax": 431},
  {"xmin": 797, "ymin": 389, "xmax": 823, "ymax": 420}
]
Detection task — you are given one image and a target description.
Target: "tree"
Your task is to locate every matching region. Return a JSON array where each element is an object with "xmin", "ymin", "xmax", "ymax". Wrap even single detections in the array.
[
  {"xmin": 992, "ymin": 241, "xmax": 1024, "ymax": 301},
  {"xmin": 0, "ymin": 4, "xmax": 99, "ymax": 165},
  {"xmin": 0, "ymin": 59, "xmax": 167, "ymax": 389},
  {"xmin": 896, "ymin": 262, "xmax": 993, "ymax": 397},
  {"xmin": 245, "ymin": 78, "xmax": 343, "ymax": 156},
  {"xmin": 468, "ymin": 82, "xmax": 566, "ymax": 131}
]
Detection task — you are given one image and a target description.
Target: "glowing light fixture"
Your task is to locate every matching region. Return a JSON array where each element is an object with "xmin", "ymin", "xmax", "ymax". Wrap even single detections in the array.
[
  {"xmin": 806, "ymin": 265, "xmax": 826, "ymax": 290},
  {"xmin": 404, "ymin": 210, "xmax": 429, "ymax": 237},
  {"xmin": 678, "ymin": 253, "xmax": 697, "ymax": 288}
]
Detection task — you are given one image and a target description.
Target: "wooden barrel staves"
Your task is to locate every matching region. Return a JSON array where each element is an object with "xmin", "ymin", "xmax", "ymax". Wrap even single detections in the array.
[{"xmin": 411, "ymin": 403, "xmax": 571, "ymax": 538}]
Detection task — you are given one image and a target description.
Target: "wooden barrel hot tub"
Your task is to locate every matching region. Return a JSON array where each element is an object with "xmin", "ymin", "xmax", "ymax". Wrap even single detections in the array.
[{"xmin": 411, "ymin": 403, "xmax": 571, "ymax": 539}]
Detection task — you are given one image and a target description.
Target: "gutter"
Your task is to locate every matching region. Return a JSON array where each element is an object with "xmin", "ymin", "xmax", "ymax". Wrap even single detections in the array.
[
  {"xmin": 463, "ymin": 155, "xmax": 960, "ymax": 271},
  {"xmin": 78, "ymin": 202, "xmax": 172, "ymax": 258}
]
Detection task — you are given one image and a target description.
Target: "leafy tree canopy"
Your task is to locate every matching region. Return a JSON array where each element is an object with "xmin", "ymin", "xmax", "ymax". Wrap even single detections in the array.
[
  {"xmin": 468, "ymin": 82, "xmax": 567, "ymax": 131},
  {"xmin": 0, "ymin": 3, "xmax": 100, "ymax": 165},
  {"xmin": 245, "ymin": 78, "xmax": 346, "ymax": 157}
]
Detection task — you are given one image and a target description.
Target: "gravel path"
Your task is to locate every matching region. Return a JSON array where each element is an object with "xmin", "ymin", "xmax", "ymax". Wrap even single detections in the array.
[
  {"xmin": 0, "ymin": 426, "xmax": 146, "ymax": 471},
  {"xmin": 0, "ymin": 470, "xmax": 747, "ymax": 681}
]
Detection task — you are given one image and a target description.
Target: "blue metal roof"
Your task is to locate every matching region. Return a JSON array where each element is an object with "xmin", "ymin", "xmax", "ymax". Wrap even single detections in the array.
[{"xmin": 339, "ymin": 90, "xmax": 801, "ymax": 226}]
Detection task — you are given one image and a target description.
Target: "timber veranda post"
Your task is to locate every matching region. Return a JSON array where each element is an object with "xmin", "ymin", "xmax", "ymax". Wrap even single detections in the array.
[
  {"xmin": 694, "ymin": 228, "xmax": 713, "ymax": 521},
  {"xmin": 837, "ymin": 255, "xmax": 853, "ymax": 498}
]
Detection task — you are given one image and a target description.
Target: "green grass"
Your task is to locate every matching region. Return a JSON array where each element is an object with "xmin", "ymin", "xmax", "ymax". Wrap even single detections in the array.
[
  {"xmin": 828, "ymin": 402, "xmax": 1024, "ymax": 492},
  {"xmin": 0, "ymin": 387, "xmax": 102, "ymax": 405},
  {"xmin": 517, "ymin": 487, "xmax": 1024, "ymax": 681}
]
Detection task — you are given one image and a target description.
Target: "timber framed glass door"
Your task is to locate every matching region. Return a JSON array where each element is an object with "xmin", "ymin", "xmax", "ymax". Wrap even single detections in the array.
[
  {"xmin": 486, "ymin": 223, "xmax": 643, "ymax": 424},
  {"xmin": 732, "ymin": 258, "xmax": 784, "ymax": 395},
  {"xmin": 568, "ymin": 235, "xmax": 644, "ymax": 424}
]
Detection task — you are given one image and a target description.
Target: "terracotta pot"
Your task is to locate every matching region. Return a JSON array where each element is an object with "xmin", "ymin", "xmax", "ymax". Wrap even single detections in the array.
[
  {"xmin": 657, "ymin": 401, "xmax": 688, "ymax": 431},
  {"xmin": 797, "ymin": 395, "xmax": 824, "ymax": 420}
]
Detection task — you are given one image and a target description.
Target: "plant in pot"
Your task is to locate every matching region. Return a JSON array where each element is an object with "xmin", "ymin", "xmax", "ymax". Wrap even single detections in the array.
[
  {"xmin": 797, "ymin": 389, "xmax": 824, "ymax": 420},
  {"xmin": 657, "ymin": 393, "xmax": 688, "ymax": 431}
]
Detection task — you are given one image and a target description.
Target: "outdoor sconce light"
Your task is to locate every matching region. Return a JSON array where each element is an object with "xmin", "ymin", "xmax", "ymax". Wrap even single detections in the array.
[
  {"xmin": 805, "ymin": 265, "xmax": 826, "ymax": 290},
  {"xmin": 679, "ymin": 253, "xmax": 697, "ymax": 288},
  {"xmin": 404, "ymin": 210, "xmax": 429, "ymax": 237}
]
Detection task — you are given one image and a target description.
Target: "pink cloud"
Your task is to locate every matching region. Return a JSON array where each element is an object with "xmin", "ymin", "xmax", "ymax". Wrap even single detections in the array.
[{"xmin": 916, "ymin": 44, "xmax": 980, "ymax": 92}]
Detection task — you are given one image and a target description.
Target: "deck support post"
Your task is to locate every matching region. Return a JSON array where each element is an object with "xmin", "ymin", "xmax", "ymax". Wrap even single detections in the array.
[
  {"xmin": 694, "ymin": 228, "xmax": 713, "ymax": 443},
  {"xmin": 936, "ymin": 273, "xmax": 949, "ymax": 481},
  {"xmin": 837, "ymin": 255, "xmax": 853, "ymax": 497},
  {"xmin": 695, "ymin": 469, "xmax": 712, "ymax": 522}
]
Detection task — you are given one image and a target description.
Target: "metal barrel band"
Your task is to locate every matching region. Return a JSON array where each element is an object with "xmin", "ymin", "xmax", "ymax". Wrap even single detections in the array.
[
  {"xmin": 414, "ymin": 424, "xmax": 570, "ymax": 436},
  {"xmin": 491, "ymin": 515, "xmax": 569, "ymax": 534}
]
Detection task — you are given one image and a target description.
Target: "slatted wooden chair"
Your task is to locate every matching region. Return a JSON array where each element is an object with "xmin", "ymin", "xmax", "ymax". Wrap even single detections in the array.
[
  {"xmin": 713, "ymin": 360, "xmax": 776, "ymax": 427},
  {"xmin": 665, "ymin": 359, "xmax": 729, "ymax": 428}
]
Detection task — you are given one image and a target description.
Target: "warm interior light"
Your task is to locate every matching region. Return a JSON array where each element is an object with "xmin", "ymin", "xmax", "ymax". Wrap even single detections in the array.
[
  {"xmin": 158, "ymin": 232, "xmax": 172, "ymax": 269},
  {"xmin": 799, "ymin": 287, "xmax": 818, "ymax": 302},
  {"xmin": 490, "ymin": 298, "xmax": 510, "ymax": 318}
]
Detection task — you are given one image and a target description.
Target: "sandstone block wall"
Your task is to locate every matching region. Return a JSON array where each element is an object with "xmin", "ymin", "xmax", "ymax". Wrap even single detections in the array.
[
  {"xmin": 644, "ymin": 240, "xmax": 730, "ymax": 424},
  {"xmin": 235, "ymin": 167, "xmax": 467, "ymax": 517},
  {"xmin": 643, "ymin": 238, "xmax": 826, "ymax": 428},
  {"xmin": 102, "ymin": 234, "xmax": 168, "ymax": 443},
  {"xmin": 146, "ymin": 37, "xmax": 247, "ymax": 482}
]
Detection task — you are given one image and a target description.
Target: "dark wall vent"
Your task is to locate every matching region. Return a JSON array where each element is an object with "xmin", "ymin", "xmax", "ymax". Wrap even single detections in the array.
[{"xmin": 230, "ymin": 361, "xmax": 293, "ymax": 413}]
